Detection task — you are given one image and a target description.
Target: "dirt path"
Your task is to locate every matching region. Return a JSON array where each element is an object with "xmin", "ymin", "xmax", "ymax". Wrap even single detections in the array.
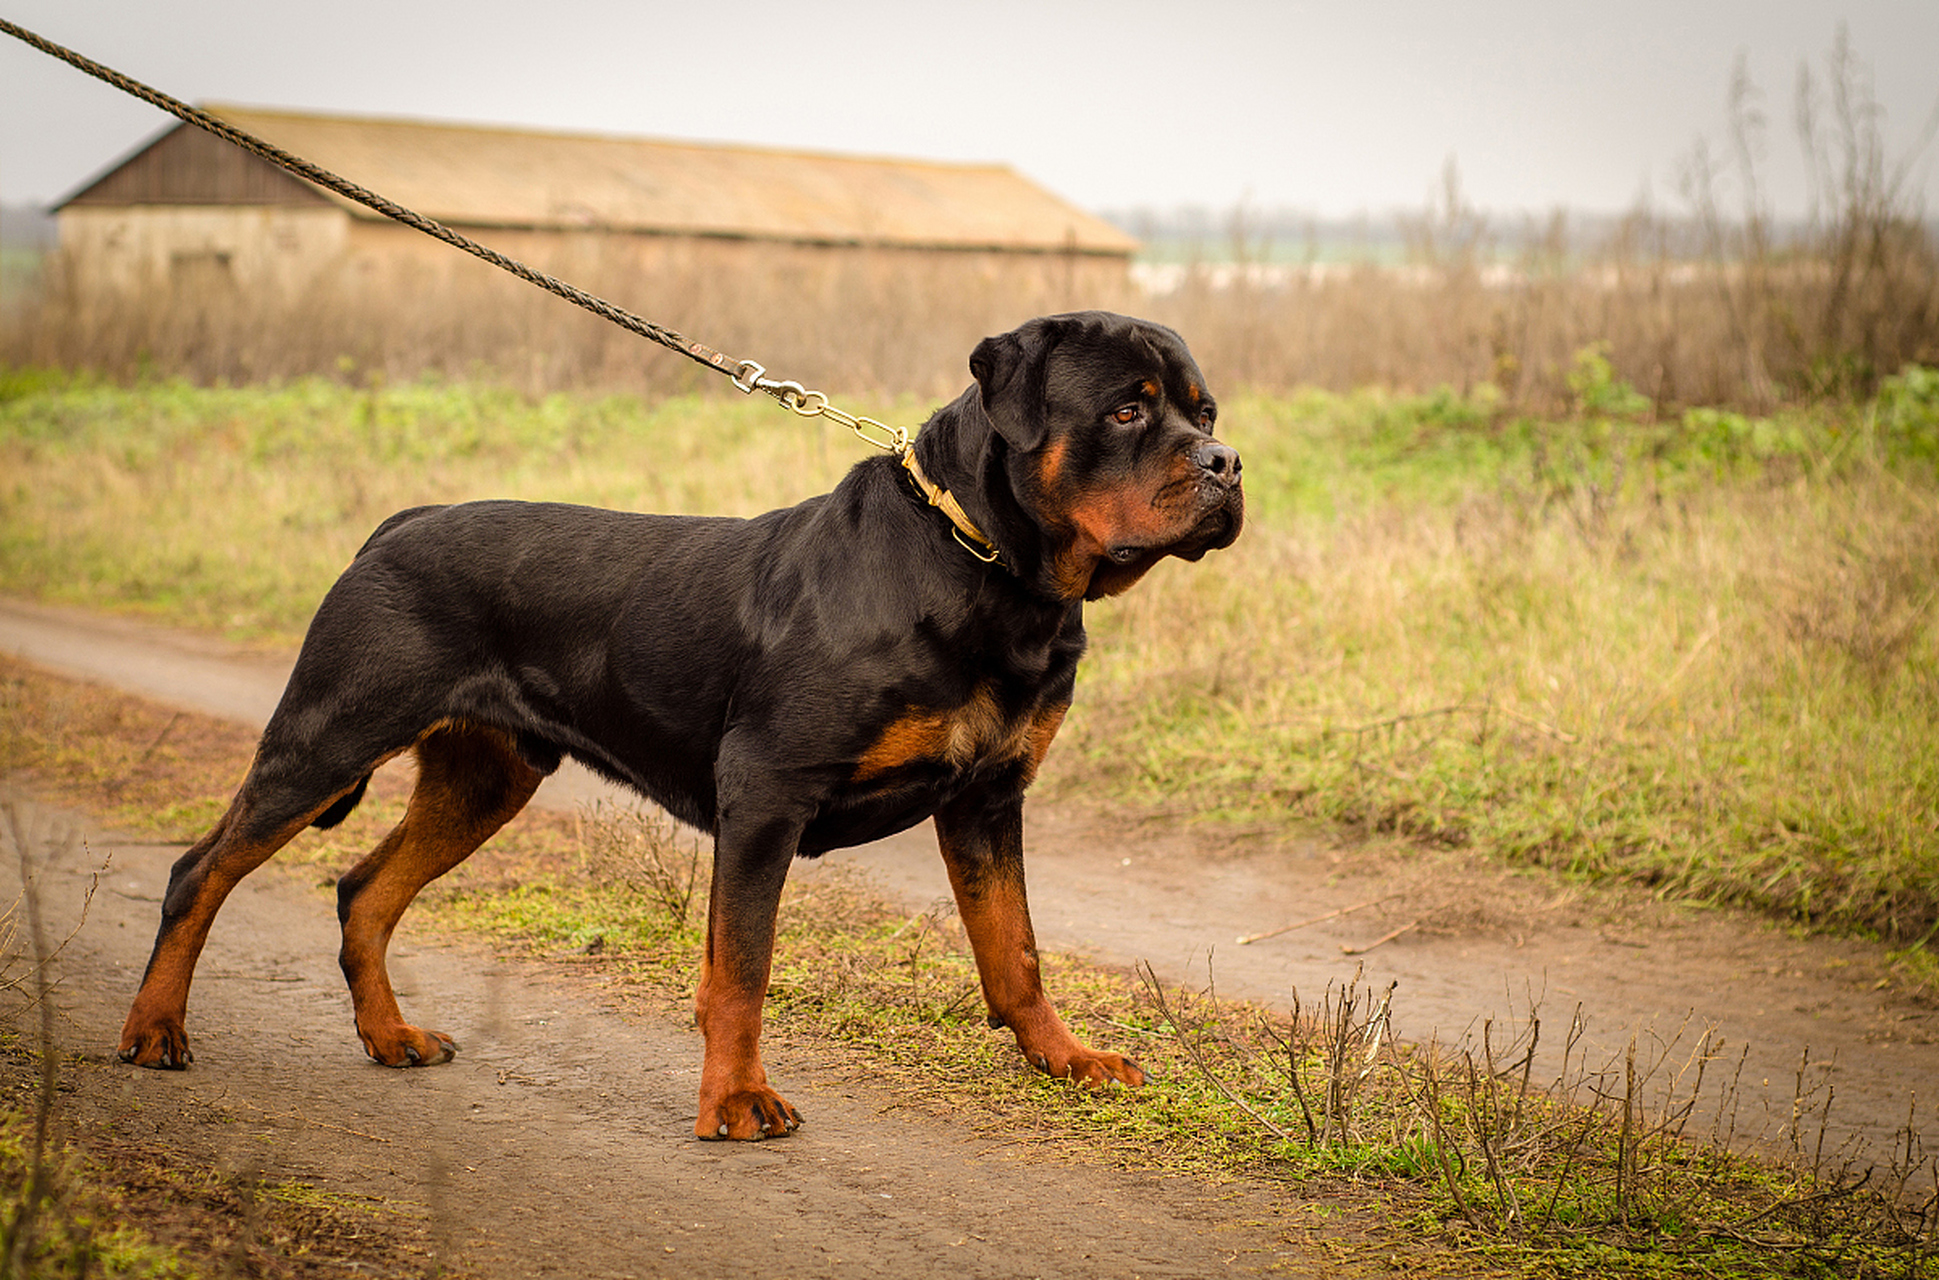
[
  {"xmin": 5, "ymin": 799, "xmax": 1312, "ymax": 1278},
  {"xmin": 4, "ymin": 595, "xmax": 1935, "ymax": 1181}
]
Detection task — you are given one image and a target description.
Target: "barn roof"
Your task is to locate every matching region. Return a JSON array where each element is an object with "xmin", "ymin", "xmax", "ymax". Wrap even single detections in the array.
[{"xmin": 60, "ymin": 105, "xmax": 1139, "ymax": 257}]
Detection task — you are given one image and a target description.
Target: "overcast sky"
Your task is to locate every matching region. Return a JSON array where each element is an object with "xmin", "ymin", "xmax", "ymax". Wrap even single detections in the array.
[{"xmin": 3, "ymin": 1, "xmax": 1935, "ymax": 221}]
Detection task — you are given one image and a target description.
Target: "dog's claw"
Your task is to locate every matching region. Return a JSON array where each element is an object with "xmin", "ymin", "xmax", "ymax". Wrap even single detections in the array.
[
  {"xmin": 698, "ymin": 1088, "xmax": 801, "ymax": 1141},
  {"xmin": 121, "ymin": 1038, "xmax": 192, "ymax": 1070},
  {"xmin": 1014, "ymin": 1035, "xmax": 1146, "ymax": 1088},
  {"xmin": 360, "ymin": 1024, "xmax": 456, "ymax": 1068}
]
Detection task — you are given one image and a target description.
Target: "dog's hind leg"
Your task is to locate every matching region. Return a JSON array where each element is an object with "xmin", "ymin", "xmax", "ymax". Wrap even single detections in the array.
[
  {"xmin": 119, "ymin": 777, "xmax": 363, "ymax": 1069},
  {"xmin": 335, "ymin": 724, "xmax": 542, "ymax": 1067}
]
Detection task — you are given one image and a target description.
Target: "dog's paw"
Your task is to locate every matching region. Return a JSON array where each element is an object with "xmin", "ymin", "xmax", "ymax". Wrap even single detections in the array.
[
  {"xmin": 1039, "ymin": 1047, "xmax": 1140, "ymax": 1086},
  {"xmin": 359, "ymin": 1023, "xmax": 457, "ymax": 1068},
  {"xmin": 117, "ymin": 1022, "xmax": 194, "ymax": 1070},
  {"xmin": 1027, "ymin": 1044, "xmax": 1146, "ymax": 1088},
  {"xmin": 696, "ymin": 1086, "xmax": 803, "ymax": 1141}
]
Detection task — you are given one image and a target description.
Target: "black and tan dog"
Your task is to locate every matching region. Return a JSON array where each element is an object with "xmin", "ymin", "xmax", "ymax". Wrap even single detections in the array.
[{"xmin": 118, "ymin": 311, "xmax": 1243, "ymax": 1139}]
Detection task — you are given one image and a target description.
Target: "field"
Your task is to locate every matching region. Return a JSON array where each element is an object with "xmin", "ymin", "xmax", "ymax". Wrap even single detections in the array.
[
  {"xmin": 3, "ymin": 360, "xmax": 1935, "ymax": 953},
  {"xmin": 3, "ymin": 351, "xmax": 1938, "ymax": 1277}
]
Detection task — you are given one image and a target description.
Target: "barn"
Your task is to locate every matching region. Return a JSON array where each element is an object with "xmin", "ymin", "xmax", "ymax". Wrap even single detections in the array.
[{"xmin": 48, "ymin": 106, "xmax": 1139, "ymax": 390}]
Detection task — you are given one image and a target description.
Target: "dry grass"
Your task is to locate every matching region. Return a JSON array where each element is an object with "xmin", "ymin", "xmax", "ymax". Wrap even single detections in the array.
[
  {"xmin": 1060, "ymin": 367, "xmax": 1939, "ymax": 942},
  {"xmin": 1142, "ymin": 237, "xmax": 1930, "ymax": 412},
  {"xmin": 4, "ymin": 235, "xmax": 1132, "ymax": 401},
  {"xmin": 9, "ymin": 209, "xmax": 1931, "ymax": 412}
]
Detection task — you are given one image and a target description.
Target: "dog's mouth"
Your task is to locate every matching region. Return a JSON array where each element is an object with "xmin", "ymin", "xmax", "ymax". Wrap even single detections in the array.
[
  {"xmin": 1140, "ymin": 479, "xmax": 1244, "ymax": 562},
  {"xmin": 1070, "ymin": 463, "xmax": 1244, "ymax": 600},
  {"xmin": 1170, "ymin": 501, "xmax": 1244, "ymax": 562},
  {"xmin": 1105, "ymin": 493, "xmax": 1243, "ymax": 567}
]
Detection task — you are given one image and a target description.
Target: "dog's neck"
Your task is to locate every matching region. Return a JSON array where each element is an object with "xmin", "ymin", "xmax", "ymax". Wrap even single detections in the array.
[{"xmin": 898, "ymin": 447, "xmax": 1003, "ymax": 567}]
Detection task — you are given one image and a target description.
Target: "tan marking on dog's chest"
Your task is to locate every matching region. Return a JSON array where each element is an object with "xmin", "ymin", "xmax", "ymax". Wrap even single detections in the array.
[{"xmin": 852, "ymin": 686, "xmax": 1050, "ymax": 781}]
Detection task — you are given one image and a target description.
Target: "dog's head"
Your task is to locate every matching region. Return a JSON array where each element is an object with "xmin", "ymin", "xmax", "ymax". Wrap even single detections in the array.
[{"xmin": 923, "ymin": 312, "xmax": 1243, "ymax": 602}]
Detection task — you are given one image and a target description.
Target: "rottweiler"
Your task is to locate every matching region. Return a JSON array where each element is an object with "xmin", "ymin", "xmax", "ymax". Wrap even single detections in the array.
[{"xmin": 118, "ymin": 310, "xmax": 1244, "ymax": 1140}]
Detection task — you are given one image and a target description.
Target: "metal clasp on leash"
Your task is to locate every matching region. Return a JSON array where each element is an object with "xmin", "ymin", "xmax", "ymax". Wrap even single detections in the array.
[{"xmin": 734, "ymin": 366, "xmax": 910, "ymax": 456}]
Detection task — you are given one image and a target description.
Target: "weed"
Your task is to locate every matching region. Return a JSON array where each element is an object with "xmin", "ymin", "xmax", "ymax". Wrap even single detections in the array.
[
  {"xmin": 433, "ymin": 809, "xmax": 1939, "ymax": 1273},
  {"xmin": 8, "ymin": 668, "xmax": 1938, "ymax": 1274},
  {"xmin": 577, "ymin": 801, "xmax": 707, "ymax": 931},
  {"xmin": 1137, "ymin": 961, "xmax": 1939, "ymax": 1274},
  {"xmin": 0, "ymin": 806, "xmax": 178, "ymax": 1278},
  {"xmin": 0, "ymin": 800, "xmax": 443, "ymax": 1278}
]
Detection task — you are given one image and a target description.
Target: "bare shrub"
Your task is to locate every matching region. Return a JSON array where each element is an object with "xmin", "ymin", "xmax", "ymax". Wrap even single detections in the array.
[
  {"xmin": 1138, "ymin": 957, "xmax": 1939, "ymax": 1263},
  {"xmin": 1679, "ymin": 29, "xmax": 1939, "ymax": 406},
  {"xmin": 577, "ymin": 802, "xmax": 707, "ymax": 930},
  {"xmin": 1140, "ymin": 35, "xmax": 1938, "ymax": 411}
]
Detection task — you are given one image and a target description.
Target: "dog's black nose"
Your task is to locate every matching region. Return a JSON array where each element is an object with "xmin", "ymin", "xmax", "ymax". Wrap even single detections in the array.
[{"xmin": 1192, "ymin": 440, "xmax": 1241, "ymax": 485}]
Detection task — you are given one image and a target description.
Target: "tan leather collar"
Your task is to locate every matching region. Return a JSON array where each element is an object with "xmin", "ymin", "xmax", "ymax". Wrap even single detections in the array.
[{"xmin": 899, "ymin": 448, "xmax": 1002, "ymax": 566}]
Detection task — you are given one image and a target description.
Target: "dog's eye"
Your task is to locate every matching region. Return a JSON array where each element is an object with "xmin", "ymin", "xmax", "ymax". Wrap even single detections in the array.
[
  {"xmin": 1111, "ymin": 404, "xmax": 1140, "ymax": 425},
  {"xmin": 1199, "ymin": 407, "xmax": 1217, "ymax": 430}
]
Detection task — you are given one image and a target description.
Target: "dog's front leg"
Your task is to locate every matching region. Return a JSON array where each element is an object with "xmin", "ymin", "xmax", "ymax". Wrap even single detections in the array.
[
  {"xmin": 694, "ymin": 804, "xmax": 803, "ymax": 1140},
  {"xmin": 934, "ymin": 790, "xmax": 1146, "ymax": 1087}
]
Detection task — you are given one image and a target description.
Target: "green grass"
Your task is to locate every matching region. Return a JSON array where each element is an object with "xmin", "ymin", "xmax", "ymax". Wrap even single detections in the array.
[
  {"xmin": 2, "ymin": 361, "xmax": 1936, "ymax": 950},
  {"xmin": 0, "ymin": 1107, "xmax": 190, "ymax": 1280},
  {"xmin": 0, "ymin": 369, "xmax": 903, "ymax": 636}
]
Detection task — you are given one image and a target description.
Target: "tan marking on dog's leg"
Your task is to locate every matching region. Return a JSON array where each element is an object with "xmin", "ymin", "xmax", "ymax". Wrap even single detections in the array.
[
  {"xmin": 935, "ymin": 799, "xmax": 1144, "ymax": 1088},
  {"xmin": 693, "ymin": 831, "xmax": 800, "ymax": 1140},
  {"xmin": 336, "ymin": 726, "xmax": 541, "ymax": 1067},
  {"xmin": 1017, "ymin": 703, "xmax": 1067, "ymax": 785},
  {"xmin": 120, "ymin": 797, "xmax": 335, "ymax": 1068}
]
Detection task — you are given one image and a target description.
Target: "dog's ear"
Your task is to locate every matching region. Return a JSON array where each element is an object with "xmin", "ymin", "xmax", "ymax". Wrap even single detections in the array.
[{"xmin": 970, "ymin": 318, "xmax": 1062, "ymax": 452}]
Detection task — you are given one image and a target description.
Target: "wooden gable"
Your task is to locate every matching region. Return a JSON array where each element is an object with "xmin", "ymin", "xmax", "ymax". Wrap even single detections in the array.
[{"xmin": 61, "ymin": 123, "xmax": 330, "ymax": 208}]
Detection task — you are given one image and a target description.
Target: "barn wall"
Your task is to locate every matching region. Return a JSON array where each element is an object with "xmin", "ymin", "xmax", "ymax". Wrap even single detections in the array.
[
  {"xmin": 340, "ymin": 219, "xmax": 1129, "ymax": 309},
  {"xmin": 58, "ymin": 205, "xmax": 351, "ymax": 296},
  {"xmin": 63, "ymin": 123, "xmax": 331, "ymax": 207}
]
